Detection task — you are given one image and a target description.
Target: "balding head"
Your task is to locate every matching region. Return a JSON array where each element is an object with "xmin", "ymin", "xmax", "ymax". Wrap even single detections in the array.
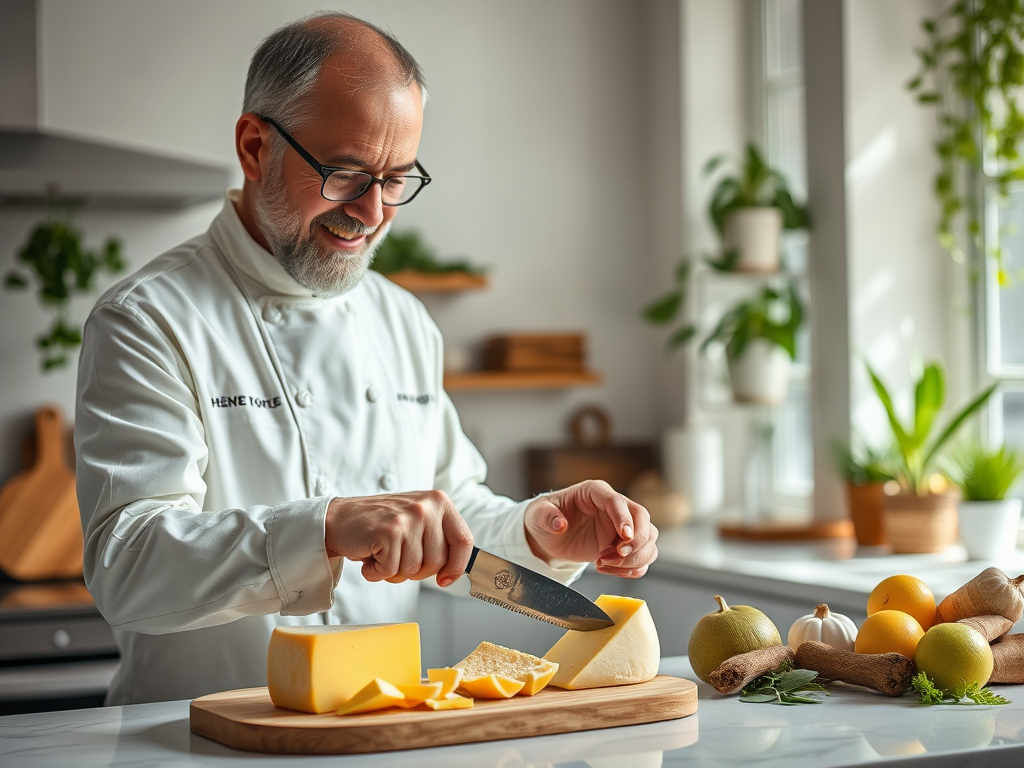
[{"xmin": 242, "ymin": 12, "xmax": 426, "ymax": 134}]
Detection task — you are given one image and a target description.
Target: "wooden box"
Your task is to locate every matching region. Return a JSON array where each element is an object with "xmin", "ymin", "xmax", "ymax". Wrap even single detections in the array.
[
  {"xmin": 482, "ymin": 334, "xmax": 585, "ymax": 372},
  {"xmin": 525, "ymin": 443, "xmax": 658, "ymax": 496}
]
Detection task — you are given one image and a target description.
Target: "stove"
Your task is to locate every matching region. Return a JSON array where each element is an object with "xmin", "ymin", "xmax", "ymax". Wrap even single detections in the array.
[{"xmin": 0, "ymin": 575, "xmax": 118, "ymax": 715}]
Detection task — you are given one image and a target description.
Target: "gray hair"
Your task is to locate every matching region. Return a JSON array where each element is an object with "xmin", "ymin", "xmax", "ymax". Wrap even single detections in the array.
[{"xmin": 243, "ymin": 11, "xmax": 427, "ymax": 163}]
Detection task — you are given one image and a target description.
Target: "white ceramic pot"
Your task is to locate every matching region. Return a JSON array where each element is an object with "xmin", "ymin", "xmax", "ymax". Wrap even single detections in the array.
[
  {"xmin": 958, "ymin": 498, "xmax": 1023, "ymax": 561},
  {"xmin": 723, "ymin": 207, "xmax": 783, "ymax": 272},
  {"xmin": 727, "ymin": 339, "xmax": 790, "ymax": 405},
  {"xmin": 662, "ymin": 425, "xmax": 724, "ymax": 518}
]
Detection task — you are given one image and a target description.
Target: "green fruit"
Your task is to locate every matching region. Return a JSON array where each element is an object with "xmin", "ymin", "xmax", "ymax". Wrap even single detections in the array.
[
  {"xmin": 688, "ymin": 595, "xmax": 782, "ymax": 683},
  {"xmin": 914, "ymin": 623, "xmax": 993, "ymax": 695}
]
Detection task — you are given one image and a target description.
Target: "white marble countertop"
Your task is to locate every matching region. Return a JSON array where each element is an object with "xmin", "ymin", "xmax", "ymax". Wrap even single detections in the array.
[{"xmin": 3, "ymin": 656, "xmax": 1023, "ymax": 768}]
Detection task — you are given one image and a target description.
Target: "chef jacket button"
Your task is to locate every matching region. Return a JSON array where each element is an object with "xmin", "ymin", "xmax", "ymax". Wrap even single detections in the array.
[
  {"xmin": 296, "ymin": 390, "xmax": 313, "ymax": 408},
  {"xmin": 315, "ymin": 477, "xmax": 328, "ymax": 495},
  {"xmin": 366, "ymin": 385, "xmax": 379, "ymax": 403},
  {"xmin": 262, "ymin": 305, "xmax": 282, "ymax": 325},
  {"xmin": 380, "ymin": 472, "xmax": 396, "ymax": 491}
]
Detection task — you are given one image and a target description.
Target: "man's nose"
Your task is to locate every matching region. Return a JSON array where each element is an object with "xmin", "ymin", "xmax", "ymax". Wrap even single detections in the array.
[{"xmin": 342, "ymin": 183, "xmax": 385, "ymax": 229}]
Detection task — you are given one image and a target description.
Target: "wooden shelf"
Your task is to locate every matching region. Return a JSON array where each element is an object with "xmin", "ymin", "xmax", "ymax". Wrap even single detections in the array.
[
  {"xmin": 444, "ymin": 370, "xmax": 603, "ymax": 391},
  {"xmin": 718, "ymin": 519, "xmax": 854, "ymax": 541},
  {"xmin": 383, "ymin": 270, "xmax": 489, "ymax": 293}
]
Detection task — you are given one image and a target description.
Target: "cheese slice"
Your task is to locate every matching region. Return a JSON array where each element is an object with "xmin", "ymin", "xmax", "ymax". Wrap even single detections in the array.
[
  {"xmin": 453, "ymin": 641, "xmax": 558, "ymax": 696},
  {"xmin": 394, "ymin": 682, "xmax": 444, "ymax": 708},
  {"xmin": 424, "ymin": 693, "xmax": 474, "ymax": 710},
  {"xmin": 544, "ymin": 595, "xmax": 660, "ymax": 689},
  {"xmin": 427, "ymin": 667, "xmax": 464, "ymax": 698},
  {"xmin": 336, "ymin": 678, "xmax": 405, "ymax": 716},
  {"xmin": 459, "ymin": 674, "xmax": 525, "ymax": 698},
  {"xmin": 267, "ymin": 623, "xmax": 420, "ymax": 713}
]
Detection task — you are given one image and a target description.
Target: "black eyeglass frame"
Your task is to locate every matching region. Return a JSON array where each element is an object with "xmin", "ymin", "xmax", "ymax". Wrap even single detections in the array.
[{"xmin": 258, "ymin": 115, "xmax": 432, "ymax": 206}]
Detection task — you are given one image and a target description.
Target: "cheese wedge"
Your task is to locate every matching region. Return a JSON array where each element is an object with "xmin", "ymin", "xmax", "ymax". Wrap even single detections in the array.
[
  {"xmin": 424, "ymin": 693, "xmax": 474, "ymax": 710},
  {"xmin": 544, "ymin": 595, "xmax": 660, "ymax": 689},
  {"xmin": 336, "ymin": 678, "xmax": 406, "ymax": 716},
  {"xmin": 267, "ymin": 623, "xmax": 420, "ymax": 713},
  {"xmin": 453, "ymin": 641, "xmax": 559, "ymax": 696},
  {"xmin": 394, "ymin": 682, "xmax": 444, "ymax": 708},
  {"xmin": 427, "ymin": 667, "xmax": 464, "ymax": 698},
  {"xmin": 458, "ymin": 674, "xmax": 525, "ymax": 698}
]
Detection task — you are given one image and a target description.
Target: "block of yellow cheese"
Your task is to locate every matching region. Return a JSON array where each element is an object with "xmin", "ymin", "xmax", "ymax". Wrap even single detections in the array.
[
  {"xmin": 544, "ymin": 595, "xmax": 660, "ymax": 689},
  {"xmin": 267, "ymin": 623, "xmax": 420, "ymax": 713}
]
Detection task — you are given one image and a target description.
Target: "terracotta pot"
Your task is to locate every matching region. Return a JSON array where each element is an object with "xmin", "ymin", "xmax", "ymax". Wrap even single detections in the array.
[
  {"xmin": 846, "ymin": 482, "xmax": 887, "ymax": 546},
  {"xmin": 882, "ymin": 490, "xmax": 960, "ymax": 554}
]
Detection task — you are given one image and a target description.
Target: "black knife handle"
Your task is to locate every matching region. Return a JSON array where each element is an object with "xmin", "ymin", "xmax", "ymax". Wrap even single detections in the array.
[{"xmin": 465, "ymin": 546, "xmax": 480, "ymax": 574}]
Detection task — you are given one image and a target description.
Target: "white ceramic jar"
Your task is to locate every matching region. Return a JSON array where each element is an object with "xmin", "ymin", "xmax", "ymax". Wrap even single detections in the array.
[{"xmin": 958, "ymin": 498, "xmax": 1023, "ymax": 560}]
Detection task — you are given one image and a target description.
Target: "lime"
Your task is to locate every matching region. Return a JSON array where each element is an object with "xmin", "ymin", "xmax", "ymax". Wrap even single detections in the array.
[{"xmin": 913, "ymin": 623, "xmax": 993, "ymax": 695}]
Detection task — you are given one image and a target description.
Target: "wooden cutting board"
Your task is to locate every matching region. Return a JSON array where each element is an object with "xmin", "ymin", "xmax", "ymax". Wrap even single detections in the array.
[
  {"xmin": 0, "ymin": 406, "xmax": 83, "ymax": 581},
  {"xmin": 190, "ymin": 675, "xmax": 697, "ymax": 755}
]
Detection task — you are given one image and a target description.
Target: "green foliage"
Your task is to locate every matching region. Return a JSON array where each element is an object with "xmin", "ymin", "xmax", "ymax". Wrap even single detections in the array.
[
  {"xmin": 641, "ymin": 259, "xmax": 697, "ymax": 353},
  {"xmin": 370, "ymin": 229, "xmax": 483, "ymax": 276},
  {"xmin": 865, "ymin": 361, "xmax": 997, "ymax": 496},
  {"xmin": 704, "ymin": 143, "xmax": 809, "ymax": 239},
  {"xmin": 910, "ymin": 671, "xmax": 1010, "ymax": 706},
  {"xmin": 740, "ymin": 660, "xmax": 828, "ymax": 705},
  {"xmin": 830, "ymin": 436, "xmax": 897, "ymax": 485},
  {"xmin": 946, "ymin": 440, "xmax": 1024, "ymax": 501},
  {"xmin": 700, "ymin": 281, "xmax": 803, "ymax": 362},
  {"xmin": 4, "ymin": 201, "xmax": 125, "ymax": 371},
  {"xmin": 908, "ymin": 1, "xmax": 1024, "ymax": 279}
]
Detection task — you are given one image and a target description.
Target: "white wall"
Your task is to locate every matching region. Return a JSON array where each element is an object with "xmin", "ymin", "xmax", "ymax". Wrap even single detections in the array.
[
  {"xmin": 0, "ymin": 0, "xmax": 677, "ymax": 499},
  {"xmin": 844, "ymin": 0, "xmax": 966, "ymax": 447}
]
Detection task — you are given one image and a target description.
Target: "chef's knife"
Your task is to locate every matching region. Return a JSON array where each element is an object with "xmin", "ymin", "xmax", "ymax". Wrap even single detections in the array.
[{"xmin": 465, "ymin": 546, "xmax": 614, "ymax": 631}]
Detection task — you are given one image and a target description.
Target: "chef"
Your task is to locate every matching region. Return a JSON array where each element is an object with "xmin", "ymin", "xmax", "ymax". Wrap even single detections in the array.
[{"xmin": 75, "ymin": 11, "xmax": 657, "ymax": 706}]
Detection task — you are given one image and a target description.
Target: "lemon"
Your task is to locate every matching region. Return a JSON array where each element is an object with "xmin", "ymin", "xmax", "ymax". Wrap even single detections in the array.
[
  {"xmin": 688, "ymin": 595, "xmax": 782, "ymax": 683},
  {"xmin": 913, "ymin": 623, "xmax": 993, "ymax": 695}
]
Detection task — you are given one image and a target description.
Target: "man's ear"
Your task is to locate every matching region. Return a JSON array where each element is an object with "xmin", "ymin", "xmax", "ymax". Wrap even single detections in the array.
[{"xmin": 236, "ymin": 113, "xmax": 267, "ymax": 182}]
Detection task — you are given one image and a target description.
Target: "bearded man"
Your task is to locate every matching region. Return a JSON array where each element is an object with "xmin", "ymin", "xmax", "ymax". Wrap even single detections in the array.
[{"xmin": 75, "ymin": 11, "xmax": 657, "ymax": 706}]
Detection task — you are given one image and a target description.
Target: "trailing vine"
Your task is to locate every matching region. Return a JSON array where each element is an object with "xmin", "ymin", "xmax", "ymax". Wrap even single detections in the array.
[{"xmin": 908, "ymin": 0, "xmax": 1024, "ymax": 282}]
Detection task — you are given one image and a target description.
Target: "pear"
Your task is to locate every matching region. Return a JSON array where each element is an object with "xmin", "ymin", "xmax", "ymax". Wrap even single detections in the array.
[{"xmin": 688, "ymin": 595, "xmax": 782, "ymax": 683}]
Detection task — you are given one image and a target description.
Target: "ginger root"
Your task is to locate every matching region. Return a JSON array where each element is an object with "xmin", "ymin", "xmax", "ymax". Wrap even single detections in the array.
[
  {"xmin": 937, "ymin": 568, "xmax": 1024, "ymax": 624},
  {"xmin": 794, "ymin": 641, "xmax": 914, "ymax": 697},
  {"xmin": 956, "ymin": 614, "xmax": 1014, "ymax": 642},
  {"xmin": 990, "ymin": 633, "xmax": 1024, "ymax": 684},
  {"xmin": 706, "ymin": 645, "xmax": 795, "ymax": 695}
]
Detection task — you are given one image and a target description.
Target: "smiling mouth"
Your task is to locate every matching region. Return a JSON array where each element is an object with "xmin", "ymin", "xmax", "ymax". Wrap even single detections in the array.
[{"xmin": 322, "ymin": 222, "xmax": 367, "ymax": 242}]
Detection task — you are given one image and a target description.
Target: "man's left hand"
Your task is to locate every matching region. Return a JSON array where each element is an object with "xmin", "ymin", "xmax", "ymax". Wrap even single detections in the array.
[{"xmin": 524, "ymin": 480, "xmax": 658, "ymax": 578}]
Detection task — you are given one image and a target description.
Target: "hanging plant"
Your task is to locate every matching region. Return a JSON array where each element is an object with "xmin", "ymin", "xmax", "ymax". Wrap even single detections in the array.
[
  {"xmin": 908, "ymin": 0, "xmax": 1024, "ymax": 282},
  {"xmin": 4, "ymin": 200, "xmax": 125, "ymax": 371}
]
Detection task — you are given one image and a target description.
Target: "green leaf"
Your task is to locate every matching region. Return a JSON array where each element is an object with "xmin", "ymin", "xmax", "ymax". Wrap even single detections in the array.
[
  {"xmin": 642, "ymin": 291, "xmax": 682, "ymax": 324},
  {"xmin": 739, "ymin": 692, "xmax": 779, "ymax": 703},
  {"xmin": 922, "ymin": 382, "xmax": 998, "ymax": 471},
  {"xmin": 4, "ymin": 272, "xmax": 28, "ymax": 289},
  {"xmin": 705, "ymin": 248, "xmax": 740, "ymax": 273},
  {"xmin": 667, "ymin": 325, "xmax": 697, "ymax": 350},
  {"xmin": 912, "ymin": 363, "xmax": 945, "ymax": 445}
]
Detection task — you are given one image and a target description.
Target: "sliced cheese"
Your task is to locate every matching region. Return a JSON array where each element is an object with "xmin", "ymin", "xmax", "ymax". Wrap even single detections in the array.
[
  {"xmin": 424, "ymin": 693, "xmax": 474, "ymax": 710},
  {"xmin": 336, "ymin": 678, "xmax": 406, "ymax": 716},
  {"xmin": 427, "ymin": 667, "xmax": 464, "ymax": 698},
  {"xmin": 453, "ymin": 641, "xmax": 558, "ymax": 696},
  {"xmin": 267, "ymin": 623, "xmax": 420, "ymax": 714},
  {"xmin": 459, "ymin": 674, "xmax": 525, "ymax": 698},
  {"xmin": 394, "ymin": 682, "xmax": 444, "ymax": 708},
  {"xmin": 544, "ymin": 595, "xmax": 660, "ymax": 690}
]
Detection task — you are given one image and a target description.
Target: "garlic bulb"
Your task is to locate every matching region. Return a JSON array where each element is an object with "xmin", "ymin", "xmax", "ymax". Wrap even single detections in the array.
[{"xmin": 788, "ymin": 604, "xmax": 858, "ymax": 651}]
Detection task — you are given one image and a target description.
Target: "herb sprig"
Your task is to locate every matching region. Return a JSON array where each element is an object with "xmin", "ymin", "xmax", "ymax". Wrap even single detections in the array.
[
  {"xmin": 740, "ymin": 661, "xmax": 828, "ymax": 705},
  {"xmin": 910, "ymin": 672, "xmax": 1011, "ymax": 706}
]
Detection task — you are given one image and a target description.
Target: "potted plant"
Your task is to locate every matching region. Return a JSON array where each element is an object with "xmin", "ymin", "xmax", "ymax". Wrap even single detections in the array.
[
  {"xmin": 830, "ymin": 437, "xmax": 896, "ymax": 547},
  {"xmin": 945, "ymin": 442, "xmax": 1024, "ymax": 561},
  {"xmin": 908, "ymin": 1, "xmax": 1024, "ymax": 279},
  {"xmin": 704, "ymin": 143, "xmax": 809, "ymax": 273},
  {"xmin": 3, "ymin": 200, "xmax": 124, "ymax": 371},
  {"xmin": 700, "ymin": 282, "xmax": 803, "ymax": 405},
  {"xmin": 866, "ymin": 361, "xmax": 997, "ymax": 553}
]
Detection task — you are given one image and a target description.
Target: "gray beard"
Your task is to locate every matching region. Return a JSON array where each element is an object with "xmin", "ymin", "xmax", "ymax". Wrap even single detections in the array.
[{"xmin": 254, "ymin": 165, "xmax": 389, "ymax": 298}]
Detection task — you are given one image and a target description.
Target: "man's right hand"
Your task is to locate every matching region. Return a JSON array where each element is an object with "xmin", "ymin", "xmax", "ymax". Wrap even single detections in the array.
[{"xmin": 324, "ymin": 490, "xmax": 473, "ymax": 587}]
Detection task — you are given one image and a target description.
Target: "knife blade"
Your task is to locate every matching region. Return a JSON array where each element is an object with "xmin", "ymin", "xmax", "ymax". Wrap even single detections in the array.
[{"xmin": 464, "ymin": 546, "xmax": 614, "ymax": 631}]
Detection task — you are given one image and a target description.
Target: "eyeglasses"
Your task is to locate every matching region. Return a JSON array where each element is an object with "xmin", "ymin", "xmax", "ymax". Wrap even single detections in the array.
[{"xmin": 258, "ymin": 115, "xmax": 432, "ymax": 206}]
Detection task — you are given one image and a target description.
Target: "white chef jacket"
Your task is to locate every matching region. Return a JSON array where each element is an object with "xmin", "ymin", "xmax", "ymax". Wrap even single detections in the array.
[{"xmin": 75, "ymin": 191, "xmax": 584, "ymax": 705}]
